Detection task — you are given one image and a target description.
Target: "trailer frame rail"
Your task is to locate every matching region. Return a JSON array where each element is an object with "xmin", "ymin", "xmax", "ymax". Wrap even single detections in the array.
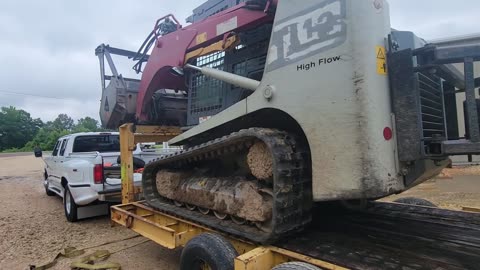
[{"xmin": 110, "ymin": 202, "xmax": 347, "ymax": 270}]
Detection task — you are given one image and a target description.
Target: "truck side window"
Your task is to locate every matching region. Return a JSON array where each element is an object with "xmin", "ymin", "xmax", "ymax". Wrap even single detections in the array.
[
  {"xmin": 60, "ymin": 139, "xmax": 69, "ymax": 156},
  {"xmin": 52, "ymin": 140, "xmax": 61, "ymax": 156}
]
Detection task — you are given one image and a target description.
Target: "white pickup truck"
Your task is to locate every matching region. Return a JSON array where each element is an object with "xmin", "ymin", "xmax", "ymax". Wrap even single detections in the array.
[{"xmin": 41, "ymin": 132, "xmax": 172, "ymax": 222}]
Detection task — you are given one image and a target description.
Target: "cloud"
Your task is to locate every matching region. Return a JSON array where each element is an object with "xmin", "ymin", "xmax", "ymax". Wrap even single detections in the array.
[
  {"xmin": 389, "ymin": 0, "xmax": 480, "ymax": 40},
  {"xmin": 0, "ymin": 0, "xmax": 204, "ymax": 122},
  {"xmin": 0, "ymin": 0, "xmax": 478, "ymax": 123}
]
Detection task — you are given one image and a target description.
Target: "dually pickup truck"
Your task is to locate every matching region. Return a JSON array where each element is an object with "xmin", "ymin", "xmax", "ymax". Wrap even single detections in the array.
[{"xmin": 40, "ymin": 132, "xmax": 170, "ymax": 221}]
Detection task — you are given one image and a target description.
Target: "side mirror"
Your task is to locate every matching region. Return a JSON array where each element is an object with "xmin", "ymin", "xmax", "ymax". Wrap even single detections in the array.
[{"xmin": 34, "ymin": 149, "xmax": 43, "ymax": 158}]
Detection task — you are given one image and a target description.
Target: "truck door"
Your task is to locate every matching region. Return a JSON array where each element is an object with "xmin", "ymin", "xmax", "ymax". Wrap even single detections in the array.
[
  {"xmin": 50, "ymin": 139, "xmax": 67, "ymax": 191},
  {"xmin": 44, "ymin": 140, "xmax": 60, "ymax": 184},
  {"xmin": 58, "ymin": 137, "xmax": 69, "ymax": 170},
  {"xmin": 44, "ymin": 140, "xmax": 59, "ymax": 175}
]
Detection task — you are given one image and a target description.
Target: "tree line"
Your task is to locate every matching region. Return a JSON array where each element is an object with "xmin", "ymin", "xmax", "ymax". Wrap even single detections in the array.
[{"xmin": 0, "ymin": 106, "xmax": 104, "ymax": 152}]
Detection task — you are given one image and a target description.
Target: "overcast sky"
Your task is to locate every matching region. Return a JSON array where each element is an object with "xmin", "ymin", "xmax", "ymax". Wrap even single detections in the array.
[{"xmin": 0, "ymin": 0, "xmax": 478, "ymax": 122}]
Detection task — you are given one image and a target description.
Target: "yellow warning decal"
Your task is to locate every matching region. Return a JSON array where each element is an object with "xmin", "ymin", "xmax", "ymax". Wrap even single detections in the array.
[
  {"xmin": 376, "ymin": 46, "xmax": 387, "ymax": 75},
  {"xmin": 196, "ymin": 32, "xmax": 208, "ymax": 45}
]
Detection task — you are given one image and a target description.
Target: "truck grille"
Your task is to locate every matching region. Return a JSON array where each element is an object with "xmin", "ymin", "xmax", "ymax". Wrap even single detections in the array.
[{"xmin": 418, "ymin": 72, "xmax": 446, "ymax": 143}]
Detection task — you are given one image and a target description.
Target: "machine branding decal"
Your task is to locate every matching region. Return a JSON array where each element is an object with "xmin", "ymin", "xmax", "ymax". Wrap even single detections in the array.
[
  {"xmin": 266, "ymin": 0, "xmax": 347, "ymax": 72},
  {"xmin": 296, "ymin": 55, "xmax": 342, "ymax": 71},
  {"xmin": 376, "ymin": 46, "xmax": 387, "ymax": 75},
  {"xmin": 196, "ymin": 32, "xmax": 208, "ymax": 45}
]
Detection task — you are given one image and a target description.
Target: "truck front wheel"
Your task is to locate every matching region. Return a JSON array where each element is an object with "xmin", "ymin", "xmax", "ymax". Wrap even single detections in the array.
[
  {"xmin": 44, "ymin": 171, "xmax": 55, "ymax": 196},
  {"xmin": 64, "ymin": 187, "xmax": 79, "ymax": 222},
  {"xmin": 44, "ymin": 182, "xmax": 55, "ymax": 196}
]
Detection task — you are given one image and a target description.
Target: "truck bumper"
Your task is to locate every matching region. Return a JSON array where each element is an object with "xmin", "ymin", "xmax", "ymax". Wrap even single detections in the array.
[
  {"xmin": 97, "ymin": 183, "xmax": 142, "ymax": 202},
  {"xmin": 69, "ymin": 181, "xmax": 142, "ymax": 205}
]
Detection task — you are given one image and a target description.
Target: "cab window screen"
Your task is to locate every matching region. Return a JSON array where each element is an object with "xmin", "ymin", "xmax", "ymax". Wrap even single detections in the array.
[{"xmin": 72, "ymin": 135, "xmax": 120, "ymax": 153}]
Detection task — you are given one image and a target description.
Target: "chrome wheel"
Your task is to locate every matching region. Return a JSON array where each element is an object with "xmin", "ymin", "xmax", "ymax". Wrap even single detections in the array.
[{"xmin": 65, "ymin": 190, "xmax": 72, "ymax": 215}]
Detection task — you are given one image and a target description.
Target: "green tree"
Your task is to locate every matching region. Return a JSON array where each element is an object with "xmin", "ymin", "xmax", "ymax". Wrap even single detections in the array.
[
  {"xmin": 24, "ymin": 128, "xmax": 70, "ymax": 151},
  {"xmin": 0, "ymin": 106, "xmax": 43, "ymax": 151},
  {"xmin": 23, "ymin": 114, "xmax": 79, "ymax": 151},
  {"xmin": 74, "ymin": 117, "xmax": 99, "ymax": 132},
  {"xmin": 52, "ymin": 114, "xmax": 74, "ymax": 131}
]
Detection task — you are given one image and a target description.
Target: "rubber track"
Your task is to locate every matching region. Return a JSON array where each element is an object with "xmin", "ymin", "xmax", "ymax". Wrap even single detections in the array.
[{"xmin": 142, "ymin": 128, "xmax": 312, "ymax": 244}]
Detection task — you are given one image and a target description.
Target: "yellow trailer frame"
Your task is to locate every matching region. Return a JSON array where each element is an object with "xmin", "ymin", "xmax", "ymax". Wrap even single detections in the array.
[
  {"xmin": 110, "ymin": 202, "xmax": 346, "ymax": 270},
  {"xmin": 115, "ymin": 123, "xmax": 347, "ymax": 270}
]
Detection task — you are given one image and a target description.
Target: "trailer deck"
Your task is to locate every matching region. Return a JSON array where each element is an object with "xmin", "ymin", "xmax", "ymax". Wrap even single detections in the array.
[
  {"xmin": 110, "ymin": 201, "xmax": 345, "ymax": 270},
  {"xmin": 111, "ymin": 201, "xmax": 480, "ymax": 270}
]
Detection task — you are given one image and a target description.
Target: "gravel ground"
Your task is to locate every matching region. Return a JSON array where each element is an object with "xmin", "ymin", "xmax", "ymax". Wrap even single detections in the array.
[
  {"xmin": 383, "ymin": 166, "xmax": 480, "ymax": 210},
  {"xmin": 0, "ymin": 154, "xmax": 179, "ymax": 270},
  {"xmin": 0, "ymin": 154, "xmax": 479, "ymax": 269}
]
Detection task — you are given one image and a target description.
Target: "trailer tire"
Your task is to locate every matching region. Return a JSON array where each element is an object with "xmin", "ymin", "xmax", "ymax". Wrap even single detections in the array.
[
  {"xmin": 180, "ymin": 233, "xmax": 238, "ymax": 270},
  {"xmin": 64, "ymin": 187, "xmax": 79, "ymax": 222},
  {"xmin": 272, "ymin": 262, "xmax": 322, "ymax": 270},
  {"xmin": 394, "ymin": 197, "xmax": 437, "ymax": 207}
]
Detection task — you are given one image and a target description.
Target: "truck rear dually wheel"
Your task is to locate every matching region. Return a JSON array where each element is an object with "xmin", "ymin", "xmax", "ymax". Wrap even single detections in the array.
[{"xmin": 64, "ymin": 187, "xmax": 79, "ymax": 222}]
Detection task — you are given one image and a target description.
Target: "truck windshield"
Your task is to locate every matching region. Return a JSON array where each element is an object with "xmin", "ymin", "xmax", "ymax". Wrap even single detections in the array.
[{"xmin": 72, "ymin": 135, "xmax": 120, "ymax": 153}]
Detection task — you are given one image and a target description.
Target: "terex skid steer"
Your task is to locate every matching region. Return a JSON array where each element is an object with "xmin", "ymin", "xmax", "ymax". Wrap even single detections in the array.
[{"xmin": 96, "ymin": 0, "xmax": 480, "ymax": 243}]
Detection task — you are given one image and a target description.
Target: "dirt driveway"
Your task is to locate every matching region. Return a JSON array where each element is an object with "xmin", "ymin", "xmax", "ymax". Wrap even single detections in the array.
[
  {"xmin": 0, "ymin": 154, "xmax": 479, "ymax": 269},
  {"xmin": 0, "ymin": 154, "xmax": 180, "ymax": 270}
]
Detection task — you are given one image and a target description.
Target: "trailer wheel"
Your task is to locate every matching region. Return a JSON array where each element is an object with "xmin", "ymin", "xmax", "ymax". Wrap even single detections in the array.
[
  {"xmin": 272, "ymin": 262, "xmax": 322, "ymax": 270},
  {"xmin": 394, "ymin": 197, "xmax": 437, "ymax": 207},
  {"xmin": 180, "ymin": 233, "xmax": 238, "ymax": 270},
  {"xmin": 64, "ymin": 187, "xmax": 79, "ymax": 222}
]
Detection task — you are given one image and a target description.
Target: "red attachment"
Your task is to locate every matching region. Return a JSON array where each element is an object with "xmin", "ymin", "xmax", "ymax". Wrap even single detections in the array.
[
  {"xmin": 135, "ymin": 3, "xmax": 274, "ymax": 121},
  {"xmin": 383, "ymin": 127, "xmax": 393, "ymax": 141},
  {"xmin": 94, "ymin": 164, "xmax": 104, "ymax": 184}
]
